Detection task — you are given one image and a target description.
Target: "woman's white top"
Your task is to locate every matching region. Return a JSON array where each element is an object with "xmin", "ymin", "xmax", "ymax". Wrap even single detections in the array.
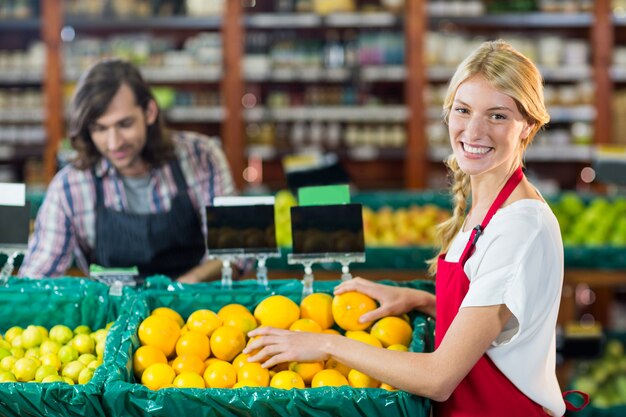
[{"xmin": 444, "ymin": 199, "xmax": 566, "ymax": 417}]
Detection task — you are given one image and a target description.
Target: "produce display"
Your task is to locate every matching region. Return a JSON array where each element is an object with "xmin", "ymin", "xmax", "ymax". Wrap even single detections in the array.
[
  {"xmin": 133, "ymin": 291, "xmax": 414, "ymax": 390},
  {"xmin": 550, "ymin": 194, "xmax": 626, "ymax": 247},
  {"xmin": 571, "ymin": 338, "xmax": 626, "ymax": 409},
  {"xmin": 0, "ymin": 323, "xmax": 109, "ymax": 384}
]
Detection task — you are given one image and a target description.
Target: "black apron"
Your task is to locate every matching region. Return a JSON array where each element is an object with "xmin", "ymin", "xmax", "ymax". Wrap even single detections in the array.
[{"xmin": 93, "ymin": 159, "xmax": 206, "ymax": 279}]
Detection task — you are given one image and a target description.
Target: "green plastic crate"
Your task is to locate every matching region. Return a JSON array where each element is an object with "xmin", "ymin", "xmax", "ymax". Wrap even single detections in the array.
[
  {"xmin": 0, "ymin": 277, "xmax": 132, "ymax": 417},
  {"xmin": 102, "ymin": 278, "xmax": 434, "ymax": 417}
]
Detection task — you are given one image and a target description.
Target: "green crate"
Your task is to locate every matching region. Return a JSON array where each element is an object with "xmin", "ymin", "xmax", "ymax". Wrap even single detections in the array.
[
  {"xmin": 0, "ymin": 277, "xmax": 133, "ymax": 417},
  {"xmin": 102, "ymin": 278, "xmax": 434, "ymax": 417}
]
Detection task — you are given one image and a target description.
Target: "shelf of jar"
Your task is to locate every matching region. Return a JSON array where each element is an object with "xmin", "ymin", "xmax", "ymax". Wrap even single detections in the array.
[
  {"xmin": 429, "ymin": 12, "xmax": 592, "ymax": 28},
  {"xmin": 428, "ymin": 144, "xmax": 593, "ymax": 162},
  {"xmin": 164, "ymin": 106, "xmax": 225, "ymax": 123},
  {"xmin": 0, "ymin": 70, "xmax": 43, "ymax": 84},
  {"xmin": 0, "ymin": 18, "xmax": 40, "ymax": 31},
  {"xmin": 428, "ymin": 65, "xmax": 592, "ymax": 82},
  {"xmin": 64, "ymin": 66, "xmax": 222, "ymax": 83},
  {"xmin": 0, "ymin": 109, "xmax": 44, "ymax": 123},
  {"xmin": 245, "ymin": 65, "xmax": 405, "ymax": 82},
  {"xmin": 244, "ymin": 105, "xmax": 408, "ymax": 122},
  {"xmin": 63, "ymin": 15, "xmax": 222, "ymax": 30},
  {"xmin": 246, "ymin": 145, "xmax": 405, "ymax": 162},
  {"xmin": 0, "ymin": 143, "xmax": 45, "ymax": 162},
  {"xmin": 244, "ymin": 12, "xmax": 401, "ymax": 29}
]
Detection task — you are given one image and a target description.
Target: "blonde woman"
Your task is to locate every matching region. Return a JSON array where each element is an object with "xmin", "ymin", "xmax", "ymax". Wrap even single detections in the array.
[{"xmin": 245, "ymin": 40, "xmax": 586, "ymax": 416}]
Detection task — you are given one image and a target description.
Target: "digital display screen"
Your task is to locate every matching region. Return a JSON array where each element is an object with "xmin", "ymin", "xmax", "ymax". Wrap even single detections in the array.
[
  {"xmin": 290, "ymin": 204, "xmax": 364, "ymax": 255},
  {"xmin": 205, "ymin": 205, "xmax": 277, "ymax": 254},
  {"xmin": 285, "ymin": 162, "xmax": 350, "ymax": 194},
  {"xmin": 0, "ymin": 203, "xmax": 30, "ymax": 246}
]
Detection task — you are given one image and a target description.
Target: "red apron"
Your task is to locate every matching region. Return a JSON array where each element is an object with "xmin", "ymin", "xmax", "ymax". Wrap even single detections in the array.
[{"xmin": 434, "ymin": 167, "xmax": 556, "ymax": 416}]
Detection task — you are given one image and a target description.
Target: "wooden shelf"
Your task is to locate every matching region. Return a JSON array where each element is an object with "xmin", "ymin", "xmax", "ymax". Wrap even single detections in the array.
[{"xmin": 63, "ymin": 15, "xmax": 222, "ymax": 30}]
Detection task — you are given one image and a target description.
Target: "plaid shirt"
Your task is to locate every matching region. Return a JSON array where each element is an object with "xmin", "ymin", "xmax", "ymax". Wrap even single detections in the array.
[{"xmin": 19, "ymin": 131, "xmax": 236, "ymax": 278}]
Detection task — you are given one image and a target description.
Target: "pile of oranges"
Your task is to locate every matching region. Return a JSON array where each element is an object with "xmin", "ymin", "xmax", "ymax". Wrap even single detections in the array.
[{"xmin": 134, "ymin": 291, "xmax": 414, "ymax": 390}]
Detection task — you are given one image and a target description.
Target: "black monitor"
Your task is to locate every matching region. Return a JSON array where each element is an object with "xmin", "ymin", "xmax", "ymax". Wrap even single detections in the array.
[
  {"xmin": 285, "ymin": 159, "xmax": 350, "ymax": 195},
  {"xmin": 205, "ymin": 204, "xmax": 277, "ymax": 254},
  {"xmin": 0, "ymin": 202, "xmax": 30, "ymax": 247},
  {"xmin": 290, "ymin": 204, "xmax": 364, "ymax": 255}
]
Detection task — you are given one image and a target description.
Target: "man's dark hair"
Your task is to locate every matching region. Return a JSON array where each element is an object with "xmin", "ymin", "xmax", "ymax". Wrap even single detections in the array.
[{"xmin": 69, "ymin": 59, "xmax": 175, "ymax": 169}]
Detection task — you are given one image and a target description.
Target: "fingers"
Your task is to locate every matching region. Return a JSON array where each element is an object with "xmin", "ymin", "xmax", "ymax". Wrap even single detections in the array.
[
  {"xmin": 334, "ymin": 277, "xmax": 378, "ymax": 296},
  {"xmin": 358, "ymin": 306, "xmax": 388, "ymax": 324}
]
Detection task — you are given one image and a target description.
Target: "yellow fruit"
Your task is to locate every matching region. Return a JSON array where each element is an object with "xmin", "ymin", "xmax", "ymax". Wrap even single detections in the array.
[
  {"xmin": 3, "ymin": 326, "xmax": 23, "ymax": 344},
  {"xmin": 61, "ymin": 360, "xmax": 85, "ymax": 383},
  {"xmin": 348, "ymin": 369, "xmax": 379, "ymax": 388},
  {"xmin": 40, "ymin": 353, "xmax": 62, "ymax": 371},
  {"xmin": 231, "ymin": 352, "xmax": 251, "ymax": 371},
  {"xmin": 133, "ymin": 345, "xmax": 168, "ymax": 380},
  {"xmin": 41, "ymin": 375, "xmax": 65, "ymax": 383},
  {"xmin": 218, "ymin": 304, "xmax": 252, "ymax": 319},
  {"xmin": 0, "ymin": 356, "xmax": 17, "ymax": 372},
  {"xmin": 175, "ymin": 331, "xmax": 210, "ymax": 360},
  {"xmin": 345, "ymin": 330, "xmax": 383, "ymax": 348},
  {"xmin": 210, "ymin": 326, "xmax": 245, "ymax": 362},
  {"xmin": 380, "ymin": 382, "xmax": 397, "ymax": 391},
  {"xmin": 323, "ymin": 329, "xmax": 341, "ymax": 335},
  {"xmin": 300, "ymin": 293, "xmax": 334, "ymax": 329},
  {"xmin": 171, "ymin": 354, "xmax": 206, "ymax": 376},
  {"xmin": 141, "ymin": 363, "xmax": 176, "ymax": 390},
  {"xmin": 254, "ymin": 295, "xmax": 300, "ymax": 329},
  {"xmin": 237, "ymin": 362, "xmax": 270, "ymax": 387},
  {"xmin": 13, "ymin": 357, "xmax": 37, "ymax": 381},
  {"xmin": 138, "ymin": 315, "xmax": 181, "ymax": 358},
  {"xmin": 289, "ymin": 361, "xmax": 324, "ymax": 384},
  {"xmin": 72, "ymin": 334, "xmax": 95, "ymax": 354},
  {"xmin": 370, "ymin": 316, "xmax": 413, "ymax": 347},
  {"xmin": 151, "ymin": 307, "xmax": 184, "ymax": 328},
  {"xmin": 325, "ymin": 358, "xmax": 351, "ymax": 377},
  {"xmin": 173, "ymin": 371, "xmax": 206, "ymax": 389},
  {"xmin": 35, "ymin": 365, "xmax": 59, "ymax": 382},
  {"xmin": 270, "ymin": 370, "xmax": 305, "ymax": 389},
  {"xmin": 74, "ymin": 325, "xmax": 92, "ymax": 335},
  {"xmin": 332, "ymin": 292, "xmax": 377, "ymax": 331},
  {"xmin": 21, "ymin": 325, "xmax": 43, "ymax": 349},
  {"xmin": 186, "ymin": 310, "xmax": 222, "ymax": 337},
  {"xmin": 0, "ymin": 371, "xmax": 16, "ymax": 382},
  {"xmin": 311, "ymin": 368, "xmax": 348, "ymax": 388},
  {"xmin": 387, "ymin": 344, "xmax": 409, "ymax": 352},
  {"xmin": 78, "ymin": 367, "xmax": 94, "ymax": 384},
  {"xmin": 49, "ymin": 325, "xmax": 73, "ymax": 345},
  {"xmin": 289, "ymin": 318, "xmax": 322, "ymax": 333},
  {"xmin": 220, "ymin": 311, "xmax": 258, "ymax": 336},
  {"xmin": 203, "ymin": 360, "xmax": 237, "ymax": 388},
  {"xmin": 40, "ymin": 340, "xmax": 61, "ymax": 355}
]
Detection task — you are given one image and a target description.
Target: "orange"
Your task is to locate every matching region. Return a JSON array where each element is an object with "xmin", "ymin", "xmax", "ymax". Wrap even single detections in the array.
[
  {"xmin": 217, "ymin": 303, "xmax": 252, "ymax": 319},
  {"xmin": 186, "ymin": 309, "xmax": 222, "ymax": 337},
  {"xmin": 133, "ymin": 345, "xmax": 168, "ymax": 380},
  {"xmin": 300, "ymin": 293, "xmax": 334, "ymax": 329},
  {"xmin": 171, "ymin": 354, "xmax": 206, "ymax": 376},
  {"xmin": 141, "ymin": 363, "xmax": 176, "ymax": 390},
  {"xmin": 231, "ymin": 352, "xmax": 252, "ymax": 371},
  {"xmin": 387, "ymin": 344, "xmax": 409, "ymax": 352},
  {"xmin": 289, "ymin": 318, "xmax": 322, "ymax": 333},
  {"xmin": 254, "ymin": 295, "xmax": 300, "ymax": 329},
  {"xmin": 151, "ymin": 307, "xmax": 184, "ymax": 328},
  {"xmin": 270, "ymin": 370, "xmax": 305, "ymax": 389},
  {"xmin": 289, "ymin": 361, "xmax": 324, "ymax": 384},
  {"xmin": 210, "ymin": 326, "xmax": 246, "ymax": 362},
  {"xmin": 203, "ymin": 360, "xmax": 237, "ymax": 388},
  {"xmin": 310, "ymin": 368, "xmax": 349, "ymax": 388},
  {"xmin": 345, "ymin": 330, "xmax": 383, "ymax": 348},
  {"xmin": 175, "ymin": 331, "xmax": 211, "ymax": 360},
  {"xmin": 325, "ymin": 358, "xmax": 351, "ymax": 378},
  {"xmin": 370, "ymin": 316, "xmax": 413, "ymax": 348},
  {"xmin": 237, "ymin": 362, "xmax": 270, "ymax": 387},
  {"xmin": 380, "ymin": 382, "xmax": 397, "ymax": 391},
  {"xmin": 331, "ymin": 292, "xmax": 377, "ymax": 331},
  {"xmin": 323, "ymin": 329, "xmax": 341, "ymax": 336},
  {"xmin": 219, "ymin": 311, "xmax": 258, "ymax": 336},
  {"xmin": 138, "ymin": 315, "xmax": 181, "ymax": 358},
  {"xmin": 173, "ymin": 371, "xmax": 206, "ymax": 388},
  {"xmin": 348, "ymin": 369, "xmax": 379, "ymax": 388}
]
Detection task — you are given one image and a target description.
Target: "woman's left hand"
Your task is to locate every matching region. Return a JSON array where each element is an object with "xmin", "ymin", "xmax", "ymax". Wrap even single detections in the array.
[{"xmin": 244, "ymin": 327, "xmax": 335, "ymax": 368}]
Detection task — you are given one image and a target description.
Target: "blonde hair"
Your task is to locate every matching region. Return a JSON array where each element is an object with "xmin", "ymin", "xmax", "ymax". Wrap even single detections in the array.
[{"xmin": 427, "ymin": 40, "xmax": 550, "ymax": 276}]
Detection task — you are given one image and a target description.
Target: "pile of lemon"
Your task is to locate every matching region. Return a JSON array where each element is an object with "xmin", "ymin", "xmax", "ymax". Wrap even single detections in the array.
[
  {"xmin": 0, "ymin": 323, "xmax": 110, "ymax": 384},
  {"xmin": 135, "ymin": 291, "xmax": 413, "ymax": 390}
]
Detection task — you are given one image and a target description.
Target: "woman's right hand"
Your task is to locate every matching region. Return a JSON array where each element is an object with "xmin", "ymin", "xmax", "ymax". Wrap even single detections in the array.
[{"xmin": 334, "ymin": 277, "xmax": 436, "ymax": 323}]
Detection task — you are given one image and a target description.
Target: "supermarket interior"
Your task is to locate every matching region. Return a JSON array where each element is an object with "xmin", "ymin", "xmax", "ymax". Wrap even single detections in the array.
[{"xmin": 0, "ymin": 0, "xmax": 626, "ymax": 416}]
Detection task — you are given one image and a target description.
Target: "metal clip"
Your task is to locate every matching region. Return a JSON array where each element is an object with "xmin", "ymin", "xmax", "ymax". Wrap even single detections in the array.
[{"xmin": 471, "ymin": 225, "xmax": 484, "ymax": 246}]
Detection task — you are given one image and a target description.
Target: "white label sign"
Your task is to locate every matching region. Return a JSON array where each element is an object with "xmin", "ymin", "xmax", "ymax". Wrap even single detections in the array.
[{"xmin": 0, "ymin": 183, "xmax": 25, "ymax": 206}]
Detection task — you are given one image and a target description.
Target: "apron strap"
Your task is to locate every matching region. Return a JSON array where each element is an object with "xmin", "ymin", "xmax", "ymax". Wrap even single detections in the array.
[
  {"xmin": 169, "ymin": 158, "xmax": 189, "ymax": 191},
  {"xmin": 93, "ymin": 170, "xmax": 105, "ymax": 210},
  {"xmin": 563, "ymin": 390, "xmax": 590, "ymax": 412},
  {"xmin": 459, "ymin": 166, "xmax": 524, "ymax": 266}
]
